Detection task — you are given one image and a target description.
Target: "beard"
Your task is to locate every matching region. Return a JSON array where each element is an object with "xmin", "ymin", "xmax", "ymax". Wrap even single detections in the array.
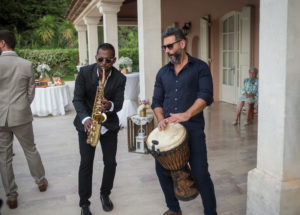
[{"xmin": 168, "ymin": 50, "xmax": 182, "ymax": 64}]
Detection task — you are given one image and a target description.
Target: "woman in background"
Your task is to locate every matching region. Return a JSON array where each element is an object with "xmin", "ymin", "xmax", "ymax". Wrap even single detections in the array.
[{"xmin": 232, "ymin": 67, "xmax": 259, "ymax": 126}]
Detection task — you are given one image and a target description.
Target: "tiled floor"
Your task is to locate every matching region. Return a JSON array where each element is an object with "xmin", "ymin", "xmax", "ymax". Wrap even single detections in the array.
[{"xmin": 0, "ymin": 101, "xmax": 257, "ymax": 215}]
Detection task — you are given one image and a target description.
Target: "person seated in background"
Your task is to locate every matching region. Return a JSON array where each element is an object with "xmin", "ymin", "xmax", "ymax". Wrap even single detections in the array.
[{"xmin": 232, "ymin": 67, "xmax": 259, "ymax": 126}]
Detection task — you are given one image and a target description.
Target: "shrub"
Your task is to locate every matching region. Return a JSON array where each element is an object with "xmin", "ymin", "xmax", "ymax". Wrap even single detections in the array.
[{"xmin": 16, "ymin": 48, "xmax": 78, "ymax": 78}]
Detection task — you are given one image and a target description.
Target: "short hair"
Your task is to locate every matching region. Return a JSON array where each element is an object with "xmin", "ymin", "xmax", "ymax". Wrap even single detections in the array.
[
  {"xmin": 96, "ymin": 43, "xmax": 115, "ymax": 57},
  {"xmin": 162, "ymin": 27, "xmax": 186, "ymax": 41},
  {"xmin": 0, "ymin": 30, "xmax": 16, "ymax": 50},
  {"xmin": 249, "ymin": 67, "xmax": 258, "ymax": 76}
]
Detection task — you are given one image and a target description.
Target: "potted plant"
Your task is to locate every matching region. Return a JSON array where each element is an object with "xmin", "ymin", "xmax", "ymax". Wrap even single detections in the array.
[
  {"xmin": 117, "ymin": 56, "xmax": 133, "ymax": 74},
  {"xmin": 37, "ymin": 63, "xmax": 50, "ymax": 79},
  {"xmin": 137, "ymin": 100, "xmax": 151, "ymax": 117}
]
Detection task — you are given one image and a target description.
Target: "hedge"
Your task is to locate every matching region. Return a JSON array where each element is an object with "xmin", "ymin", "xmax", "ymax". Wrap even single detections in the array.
[
  {"xmin": 16, "ymin": 47, "xmax": 139, "ymax": 79},
  {"xmin": 16, "ymin": 48, "xmax": 78, "ymax": 79}
]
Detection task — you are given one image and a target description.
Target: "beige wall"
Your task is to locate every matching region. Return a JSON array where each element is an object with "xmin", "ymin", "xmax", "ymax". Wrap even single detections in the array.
[{"xmin": 161, "ymin": 0, "xmax": 260, "ymax": 101}]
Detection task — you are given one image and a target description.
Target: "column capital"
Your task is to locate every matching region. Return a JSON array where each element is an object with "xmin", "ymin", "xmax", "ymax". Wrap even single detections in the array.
[
  {"xmin": 75, "ymin": 25, "xmax": 87, "ymax": 32},
  {"xmin": 84, "ymin": 16, "xmax": 100, "ymax": 25},
  {"xmin": 97, "ymin": 0, "xmax": 123, "ymax": 14}
]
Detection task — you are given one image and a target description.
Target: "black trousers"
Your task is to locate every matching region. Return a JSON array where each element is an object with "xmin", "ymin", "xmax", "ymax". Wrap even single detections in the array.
[
  {"xmin": 155, "ymin": 126, "xmax": 217, "ymax": 215},
  {"xmin": 78, "ymin": 130, "xmax": 118, "ymax": 207}
]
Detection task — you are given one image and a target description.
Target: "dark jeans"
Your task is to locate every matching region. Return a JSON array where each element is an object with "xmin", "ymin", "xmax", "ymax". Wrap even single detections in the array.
[
  {"xmin": 78, "ymin": 130, "xmax": 118, "ymax": 207},
  {"xmin": 155, "ymin": 126, "xmax": 217, "ymax": 215}
]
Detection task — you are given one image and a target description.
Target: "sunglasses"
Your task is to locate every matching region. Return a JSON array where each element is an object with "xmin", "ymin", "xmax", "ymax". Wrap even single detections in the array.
[
  {"xmin": 162, "ymin": 40, "xmax": 182, "ymax": 51},
  {"xmin": 97, "ymin": 57, "xmax": 114, "ymax": 64}
]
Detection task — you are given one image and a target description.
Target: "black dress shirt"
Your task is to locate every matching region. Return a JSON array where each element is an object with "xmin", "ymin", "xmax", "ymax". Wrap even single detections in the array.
[{"xmin": 151, "ymin": 54, "xmax": 213, "ymax": 129}]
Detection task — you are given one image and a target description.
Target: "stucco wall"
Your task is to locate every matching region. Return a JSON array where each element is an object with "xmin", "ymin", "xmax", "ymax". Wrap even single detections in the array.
[{"xmin": 161, "ymin": 0, "xmax": 260, "ymax": 101}]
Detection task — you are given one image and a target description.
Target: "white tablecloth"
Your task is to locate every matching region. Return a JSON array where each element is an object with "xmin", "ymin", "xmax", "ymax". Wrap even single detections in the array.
[
  {"xmin": 31, "ymin": 85, "xmax": 71, "ymax": 116},
  {"xmin": 117, "ymin": 73, "xmax": 140, "ymax": 127}
]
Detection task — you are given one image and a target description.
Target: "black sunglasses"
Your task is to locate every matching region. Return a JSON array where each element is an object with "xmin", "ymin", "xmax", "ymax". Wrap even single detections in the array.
[
  {"xmin": 162, "ymin": 40, "xmax": 182, "ymax": 51},
  {"xmin": 97, "ymin": 57, "xmax": 114, "ymax": 64}
]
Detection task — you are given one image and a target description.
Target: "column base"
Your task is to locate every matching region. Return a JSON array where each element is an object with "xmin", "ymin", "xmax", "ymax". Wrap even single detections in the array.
[{"xmin": 247, "ymin": 168, "xmax": 300, "ymax": 215}]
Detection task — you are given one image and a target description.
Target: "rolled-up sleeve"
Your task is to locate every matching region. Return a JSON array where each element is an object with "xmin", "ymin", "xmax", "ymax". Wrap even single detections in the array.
[
  {"xmin": 197, "ymin": 63, "xmax": 214, "ymax": 106},
  {"xmin": 151, "ymin": 70, "xmax": 164, "ymax": 109}
]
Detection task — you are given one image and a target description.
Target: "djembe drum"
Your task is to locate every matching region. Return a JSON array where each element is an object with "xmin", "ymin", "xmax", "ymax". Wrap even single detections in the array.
[{"xmin": 146, "ymin": 123, "xmax": 199, "ymax": 201}]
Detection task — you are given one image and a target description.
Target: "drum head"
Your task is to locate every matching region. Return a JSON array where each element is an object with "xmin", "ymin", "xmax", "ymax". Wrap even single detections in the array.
[{"xmin": 146, "ymin": 123, "xmax": 186, "ymax": 152}]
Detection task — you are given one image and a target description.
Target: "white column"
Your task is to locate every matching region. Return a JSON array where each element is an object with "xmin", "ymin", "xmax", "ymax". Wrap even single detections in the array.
[
  {"xmin": 84, "ymin": 16, "xmax": 100, "ymax": 64},
  {"xmin": 137, "ymin": 0, "xmax": 162, "ymax": 100},
  {"xmin": 98, "ymin": 0, "xmax": 123, "ymax": 61},
  {"xmin": 75, "ymin": 25, "xmax": 88, "ymax": 65},
  {"xmin": 247, "ymin": 0, "xmax": 300, "ymax": 215}
]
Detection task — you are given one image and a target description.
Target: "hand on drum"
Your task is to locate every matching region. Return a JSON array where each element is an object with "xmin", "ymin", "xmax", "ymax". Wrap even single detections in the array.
[
  {"xmin": 166, "ymin": 112, "xmax": 191, "ymax": 124},
  {"xmin": 157, "ymin": 119, "xmax": 168, "ymax": 131}
]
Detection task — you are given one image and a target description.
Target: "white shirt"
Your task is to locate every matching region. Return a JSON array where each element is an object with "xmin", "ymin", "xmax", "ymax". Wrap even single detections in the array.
[{"xmin": 82, "ymin": 68, "xmax": 114, "ymax": 134}]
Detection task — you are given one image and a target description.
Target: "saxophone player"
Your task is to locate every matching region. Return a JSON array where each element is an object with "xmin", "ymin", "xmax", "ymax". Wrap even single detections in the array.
[{"xmin": 73, "ymin": 43, "xmax": 126, "ymax": 215}]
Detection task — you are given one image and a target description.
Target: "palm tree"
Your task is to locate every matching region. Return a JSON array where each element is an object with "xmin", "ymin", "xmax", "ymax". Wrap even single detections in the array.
[
  {"xmin": 35, "ymin": 15, "xmax": 57, "ymax": 43},
  {"xmin": 58, "ymin": 20, "xmax": 77, "ymax": 47}
]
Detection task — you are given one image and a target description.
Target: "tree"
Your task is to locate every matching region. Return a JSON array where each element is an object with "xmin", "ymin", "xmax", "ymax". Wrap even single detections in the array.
[
  {"xmin": 0, "ymin": 0, "xmax": 75, "ymax": 49},
  {"xmin": 118, "ymin": 26, "xmax": 138, "ymax": 49},
  {"xmin": 35, "ymin": 15, "xmax": 57, "ymax": 43}
]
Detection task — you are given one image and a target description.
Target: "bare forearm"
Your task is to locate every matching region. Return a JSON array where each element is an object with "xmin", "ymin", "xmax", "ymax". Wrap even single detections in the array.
[
  {"xmin": 153, "ymin": 107, "xmax": 165, "ymax": 122},
  {"xmin": 185, "ymin": 98, "xmax": 207, "ymax": 118}
]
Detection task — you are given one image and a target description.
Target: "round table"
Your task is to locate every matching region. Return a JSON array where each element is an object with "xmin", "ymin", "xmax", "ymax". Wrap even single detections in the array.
[
  {"xmin": 31, "ymin": 85, "xmax": 71, "ymax": 116},
  {"xmin": 117, "ymin": 73, "xmax": 140, "ymax": 127}
]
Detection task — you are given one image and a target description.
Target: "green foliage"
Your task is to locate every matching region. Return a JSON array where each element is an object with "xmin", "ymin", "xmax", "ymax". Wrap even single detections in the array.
[
  {"xmin": 0, "ymin": 0, "xmax": 76, "ymax": 49},
  {"xmin": 16, "ymin": 49, "xmax": 78, "ymax": 78},
  {"xmin": 118, "ymin": 26, "xmax": 138, "ymax": 49},
  {"xmin": 118, "ymin": 26, "xmax": 139, "ymax": 72},
  {"xmin": 52, "ymin": 71, "xmax": 62, "ymax": 77},
  {"xmin": 119, "ymin": 48, "xmax": 139, "ymax": 72},
  {"xmin": 35, "ymin": 15, "xmax": 57, "ymax": 43}
]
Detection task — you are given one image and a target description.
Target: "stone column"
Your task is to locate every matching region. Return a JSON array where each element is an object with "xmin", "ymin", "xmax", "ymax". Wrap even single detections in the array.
[
  {"xmin": 98, "ymin": 0, "xmax": 123, "ymax": 61},
  {"xmin": 84, "ymin": 16, "xmax": 100, "ymax": 64},
  {"xmin": 75, "ymin": 25, "xmax": 88, "ymax": 65},
  {"xmin": 137, "ymin": 0, "xmax": 162, "ymax": 100},
  {"xmin": 247, "ymin": 0, "xmax": 300, "ymax": 214}
]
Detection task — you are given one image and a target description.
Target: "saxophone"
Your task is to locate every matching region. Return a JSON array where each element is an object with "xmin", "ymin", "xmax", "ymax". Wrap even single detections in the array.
[{"xmin": 87, "ymin": 67, "xmax": 107, "ymax": 147}]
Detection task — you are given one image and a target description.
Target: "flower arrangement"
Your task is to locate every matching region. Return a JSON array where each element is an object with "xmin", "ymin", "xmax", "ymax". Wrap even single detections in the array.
[
  {"xmin": 37, "ymin": 63, "xmax": 50, "ymax": 78},
  {"xmin": 118, "ymin": 57, "xmax": 133, "ymax": 74},
  {"xmin": 137, "ymin": 99, "xmax": 151, "ymax": 117},
  {"xmin": 118, "ymin": 56, "xmax": 133, "ymax": 67}
]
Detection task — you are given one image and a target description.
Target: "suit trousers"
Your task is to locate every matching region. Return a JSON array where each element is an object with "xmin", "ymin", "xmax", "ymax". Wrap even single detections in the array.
[
  {"xmin": 78, "ymin": 130, "xmax": 118, "ymax": 207},
  {"xmin": 0, "ymin": 122, "xmax": 46, "ymax": 200},
  {"xmin": 155, "ymin": 125, "xmax": 217, "ymax": 215}
]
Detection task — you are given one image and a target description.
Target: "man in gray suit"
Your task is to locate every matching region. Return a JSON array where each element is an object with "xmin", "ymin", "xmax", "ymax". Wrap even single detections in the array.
[{"xmin": 0, "ymin": 30, "xmax": 48, "ymax": 209}]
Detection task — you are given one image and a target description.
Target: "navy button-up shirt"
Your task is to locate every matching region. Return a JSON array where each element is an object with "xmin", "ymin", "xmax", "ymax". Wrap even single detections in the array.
[{"xmin": 151, "ymin": 54, "xmax": 213, "ymax": 129}]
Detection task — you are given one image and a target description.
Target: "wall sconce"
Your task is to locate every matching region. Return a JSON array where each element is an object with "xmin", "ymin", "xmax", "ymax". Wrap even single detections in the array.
[{"xmin": 182, "ymin": 22, "xmax": 191, "ymax": 36}]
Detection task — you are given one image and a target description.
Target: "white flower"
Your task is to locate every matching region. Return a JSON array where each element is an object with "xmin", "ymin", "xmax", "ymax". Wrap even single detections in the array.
[
  {"xmin": 117, "ymin": 57, "xmax": 133, "ymax": 66},
  {"xmin": 37, "ymin": 63, "xmax": 51, "ymax": 73},
  {"xmin": 137, "ymin": 104, "xmax": 145, "ymax": 113}
]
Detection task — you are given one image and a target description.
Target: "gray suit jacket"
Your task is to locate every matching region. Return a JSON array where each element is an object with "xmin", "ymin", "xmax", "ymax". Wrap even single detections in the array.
[{"xmin": 0, "ymin": 51, "xmax": 35, "ymax": 127}]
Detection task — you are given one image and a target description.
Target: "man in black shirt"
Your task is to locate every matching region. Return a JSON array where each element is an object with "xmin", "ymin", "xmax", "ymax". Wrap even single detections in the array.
[{"xmin": 151, "ymin": 27, "xmax": 217, "ymax": 215}]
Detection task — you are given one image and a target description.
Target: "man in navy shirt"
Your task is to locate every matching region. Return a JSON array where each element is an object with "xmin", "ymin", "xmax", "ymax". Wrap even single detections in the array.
[{"xmin": 151, "ymin": 27, "xmax": 217, "ymax": 215}]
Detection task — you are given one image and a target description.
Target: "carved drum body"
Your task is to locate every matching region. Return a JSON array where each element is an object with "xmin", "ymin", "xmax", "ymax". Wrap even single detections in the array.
[{"xmin": 147, "ymin": 123, "xmax": 199, "ymax": 201}]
